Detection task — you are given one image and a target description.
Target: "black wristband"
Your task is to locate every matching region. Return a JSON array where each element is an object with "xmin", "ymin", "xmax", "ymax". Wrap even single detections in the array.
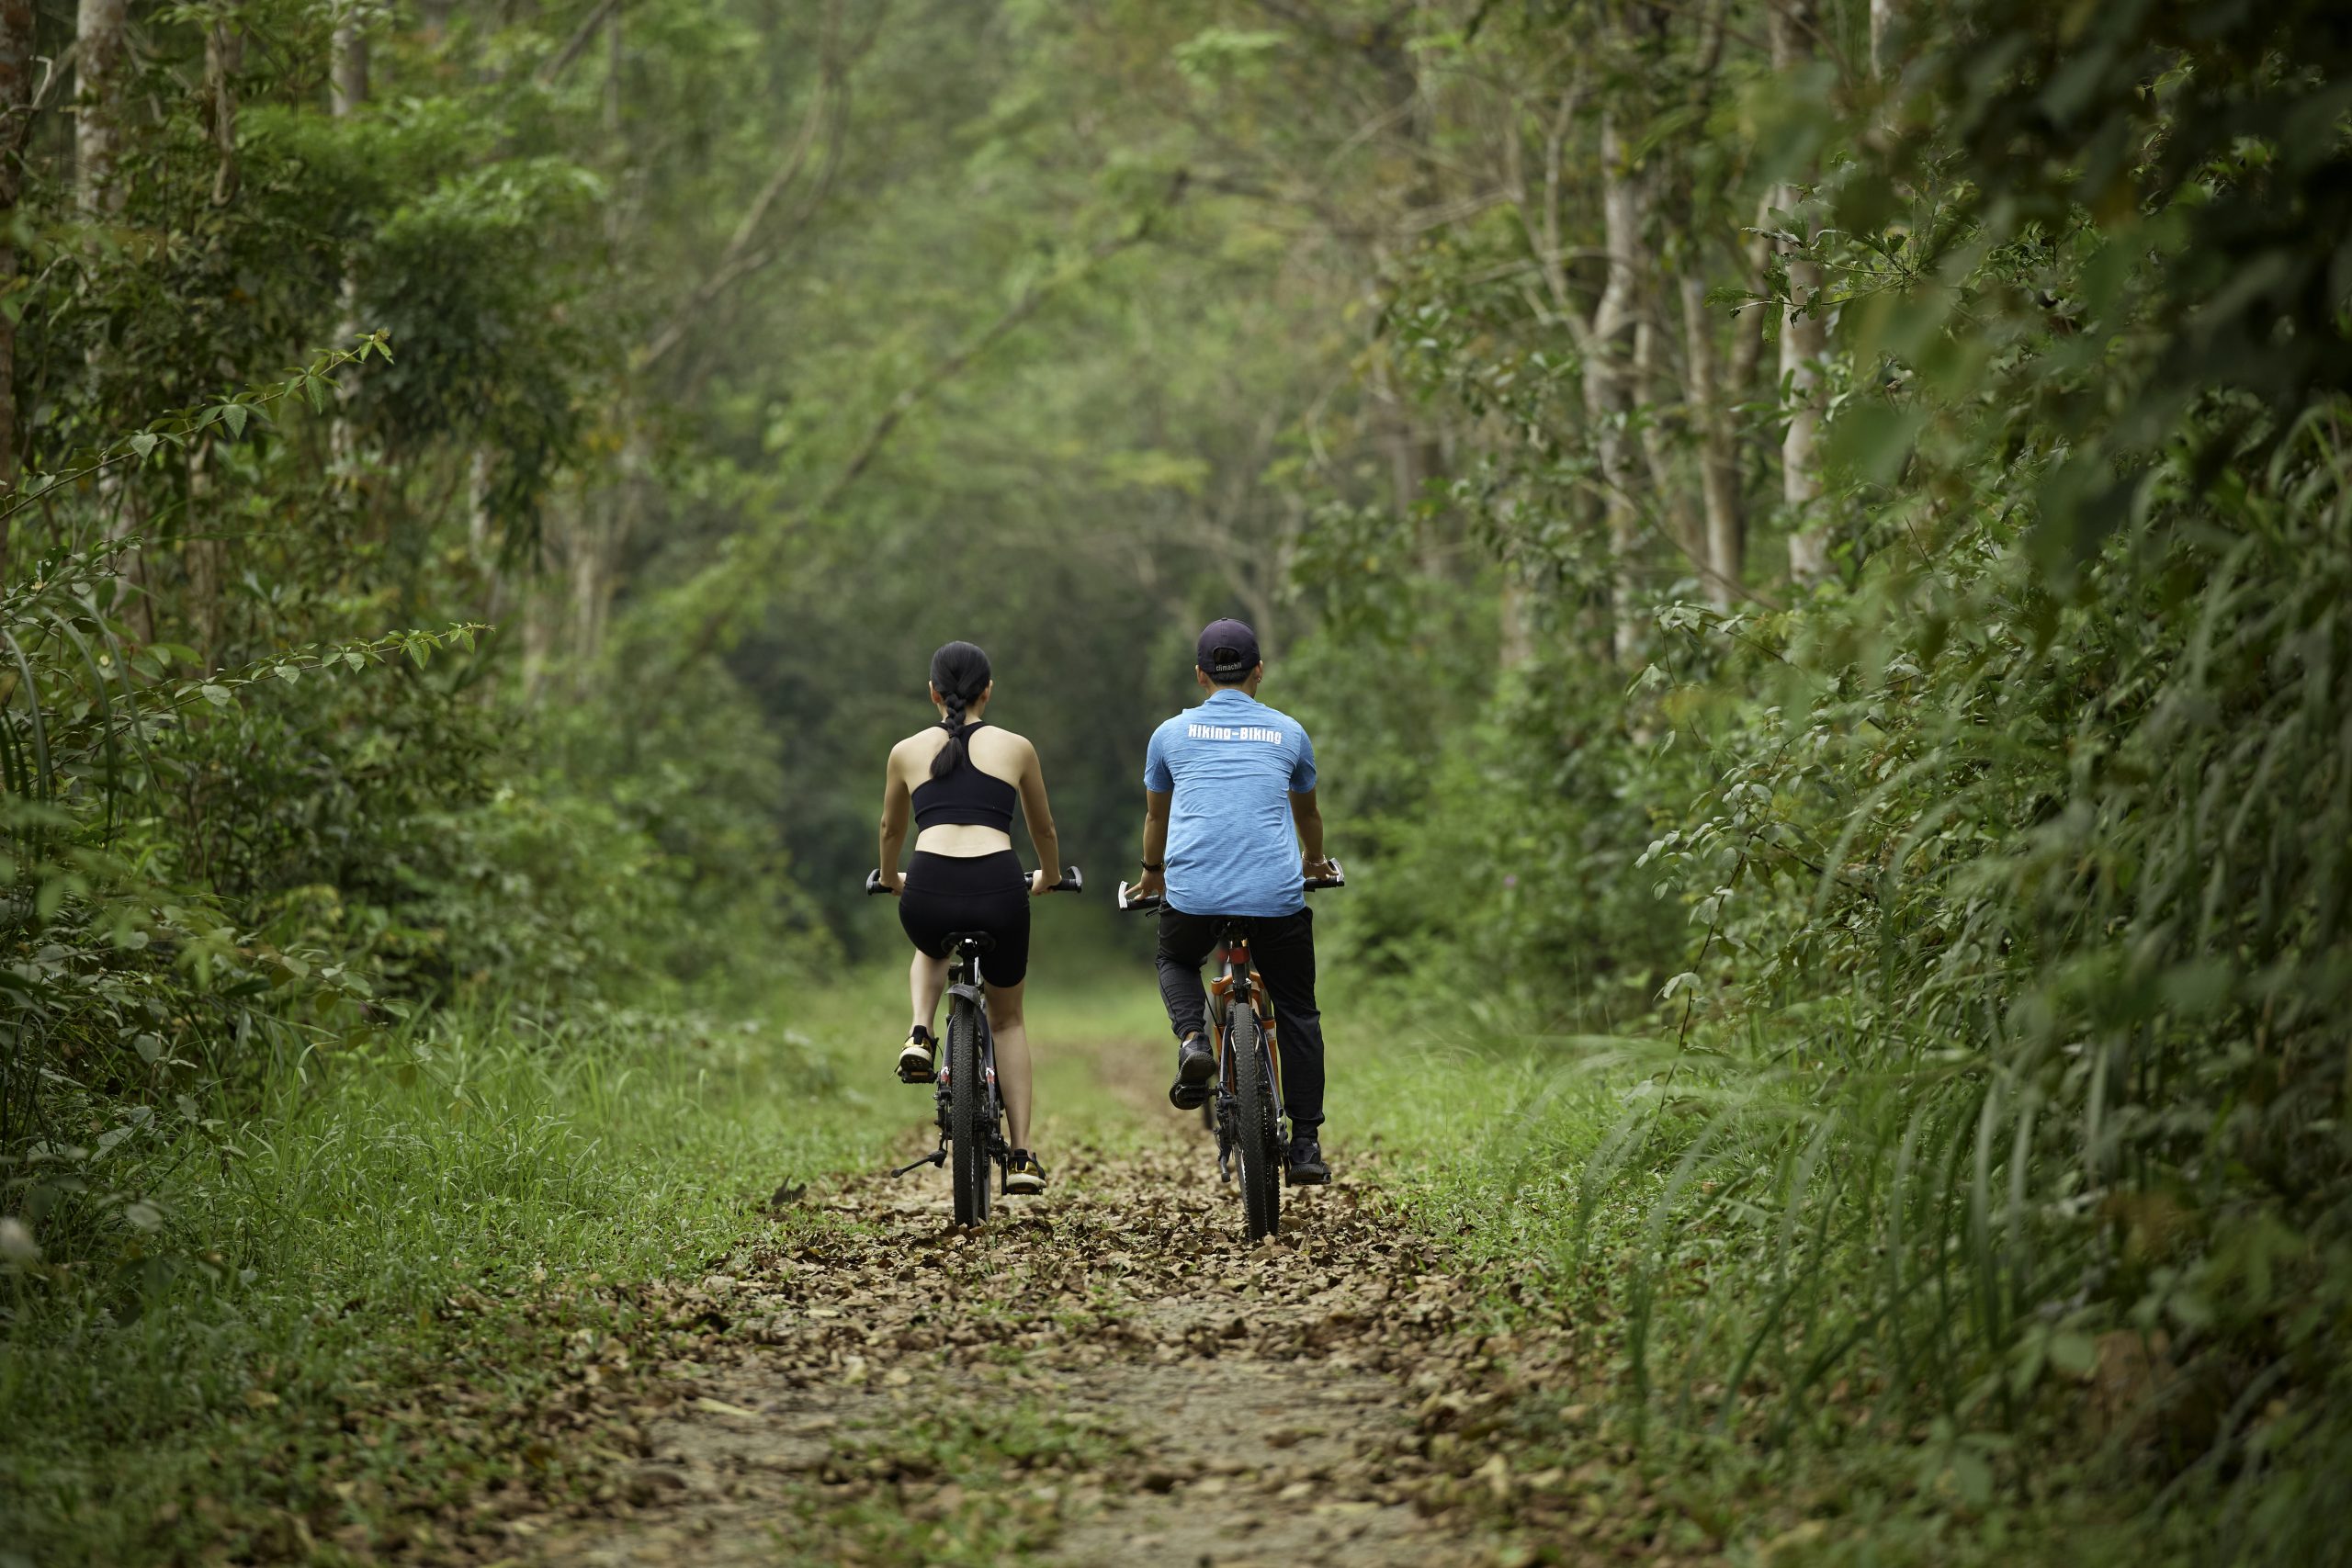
[{"xmin": 1140, "ymin": 860, "xmax": 1164, "ymax": 872}]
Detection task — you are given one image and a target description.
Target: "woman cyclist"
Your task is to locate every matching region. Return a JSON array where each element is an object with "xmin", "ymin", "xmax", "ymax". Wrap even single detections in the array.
[{"xmin": 876, "ymin": 641, "xmax": 1062, "ymax": 1194}]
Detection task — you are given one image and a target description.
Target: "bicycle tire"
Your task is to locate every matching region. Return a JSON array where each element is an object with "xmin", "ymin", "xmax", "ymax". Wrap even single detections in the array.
[
  {"xmin": 1229, "ymin": 1006, "xmax": 1282, "ymax": 1241},
  {"xmin": 946, "ymin": 1000, "xmax": 991, "ymax": 1227}
]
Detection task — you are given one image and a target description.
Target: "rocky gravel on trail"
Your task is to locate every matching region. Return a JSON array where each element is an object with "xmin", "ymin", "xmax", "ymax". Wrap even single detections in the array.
[{"xmin": 539, "ymin": 1137, "xmax": 1624, "ymax": 1568}]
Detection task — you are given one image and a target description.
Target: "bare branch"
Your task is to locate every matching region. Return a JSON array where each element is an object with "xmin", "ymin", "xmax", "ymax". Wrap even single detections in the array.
[
  {"xmin": 537, "ymin": 0, "xmax": 620, "ymax": 86},
  {"xmin": 678, "ymin": 184, "xmax": 1187, "ymax": 664}
]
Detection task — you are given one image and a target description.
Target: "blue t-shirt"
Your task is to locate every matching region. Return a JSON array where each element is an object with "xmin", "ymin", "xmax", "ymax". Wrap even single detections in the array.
[{"xmin": 1143, "ymin": 688, "xmax": 1318, "ymax": 918}]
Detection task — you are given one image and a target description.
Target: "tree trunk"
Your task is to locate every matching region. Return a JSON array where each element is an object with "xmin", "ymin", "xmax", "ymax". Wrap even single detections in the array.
[
  {"xmin": 75, "ymin": 0, "xmax": 128, "ymax": 217},
  {"xmin": 186, "ymin": 441, "xmax": 224, "ymax": 662},
  {"xmin": 1780, "ymin": 240, "xmax": 1828, "ymax": 582},
  {"xmin": 328, "ymin": 14, "xmax": 368, "ymax": 474},
  {"xmin": 205, "ymin": 8, "xmax": 243, "ymax": 205},
  {"xmin": 1871, "ymin": 0, "xmax": 1898, "ymax": 79},
  {"xmin": 1771, "ymin": 3, "xmax": 1832, "ymax": 586},
  {"xmin": 1634, "ymin": 310, "xmax": 1702, "ymax": 570},
  {"xmin": 0, "ymin": 0, "xmax": 31, "ymax": 567},
  {"xmin": 1583, "ymin": 117, "xmax": 1648, "ymax": 664},
  {"xmin": 78, "ymin": 0, "xmax": 145, "ymax": 631},
  {"xmin": 1680, "ymin": 272, "xmax": 1745, "ymax": 609}
]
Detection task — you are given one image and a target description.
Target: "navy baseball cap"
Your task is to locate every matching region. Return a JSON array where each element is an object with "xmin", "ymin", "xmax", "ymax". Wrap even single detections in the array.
[{"xmin": 1195, "ymin": 618, "xmax": 1261, "ymax": 679}]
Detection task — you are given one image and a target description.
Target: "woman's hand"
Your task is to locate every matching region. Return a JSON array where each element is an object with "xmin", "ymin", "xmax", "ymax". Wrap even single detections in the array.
[
  {"xmin": 1030, "ymin": 869, "xmax": 1057, "ymax": 897},
  {"xmin": 878, "ymin": 867, "xmax": 905, "ymax": 896}
]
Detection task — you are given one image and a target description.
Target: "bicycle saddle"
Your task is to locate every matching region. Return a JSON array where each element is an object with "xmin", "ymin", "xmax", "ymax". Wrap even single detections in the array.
[{"xmin": 944, "ymin": 930, "xmax": 999, "ymax": 953}]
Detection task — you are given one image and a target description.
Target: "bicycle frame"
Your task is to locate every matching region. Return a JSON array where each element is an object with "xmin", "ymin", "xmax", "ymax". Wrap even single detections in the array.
[
  {"xmin": 1204, "ymin": 931, "xmax": 1285, "ymax": 1175},
  {"xmin": 936, "ymin": 937, "xmax": 1007, "ymax": 1188}
]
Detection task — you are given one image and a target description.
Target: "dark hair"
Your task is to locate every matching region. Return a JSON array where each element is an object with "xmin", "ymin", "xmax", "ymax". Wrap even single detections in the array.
[{"xmin": 928, "ymin": 641, "xmax": 992, "ymax": 781}]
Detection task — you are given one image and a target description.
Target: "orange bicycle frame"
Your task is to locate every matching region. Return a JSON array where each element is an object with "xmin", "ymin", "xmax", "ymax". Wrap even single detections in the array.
[{"xmin": 1207, "ymin": 937, "xmax": 1285, "ymax": 1114}]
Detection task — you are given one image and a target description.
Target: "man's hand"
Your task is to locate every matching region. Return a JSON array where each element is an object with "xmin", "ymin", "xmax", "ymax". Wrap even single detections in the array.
[
  {"xmin": 1132, "ymin": 866, "xmax": 1166, "ymax": 899},
  {"xmin": 877, "ymin": 867, "xmax": 905, "ymax": 896},
  {"xmin": 1303, "ymin": 857, "xmax": 1339, "ymax": 883}
]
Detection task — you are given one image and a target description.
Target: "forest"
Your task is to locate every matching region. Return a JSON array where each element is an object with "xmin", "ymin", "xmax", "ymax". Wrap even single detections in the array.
[{"xmin": 3, "ymin": 0, "xmax": 2349, "ymax": 1563}]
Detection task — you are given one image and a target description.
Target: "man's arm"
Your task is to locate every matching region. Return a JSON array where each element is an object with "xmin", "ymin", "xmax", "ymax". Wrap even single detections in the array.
[
  {"xmin": 1290, "ymin": 788, "xmax": 1335, "ymax": 879},
  {"xmin": 1134, "ymin": 790, "xmax": 1172, "ymax": 897}
]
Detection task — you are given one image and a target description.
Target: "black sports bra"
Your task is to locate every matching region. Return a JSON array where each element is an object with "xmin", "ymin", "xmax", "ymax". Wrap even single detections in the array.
[{"xmin": 911, "ymin": 725, "xmax": 1019, "ymax": 832}]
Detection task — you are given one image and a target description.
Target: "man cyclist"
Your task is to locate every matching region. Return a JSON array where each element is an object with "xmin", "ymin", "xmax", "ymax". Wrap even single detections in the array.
[{"xmin": 1131, "ymin": 618, "xmax": 1337, "ymax": 1185}]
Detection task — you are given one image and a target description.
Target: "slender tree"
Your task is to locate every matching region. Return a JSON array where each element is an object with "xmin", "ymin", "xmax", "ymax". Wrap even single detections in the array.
[
  {"xmin": 1680, "ymin": 272, "xmax": 1746, "ymax": 607},
  {"xmin": 1586, "ymin": 116, "xmax": 1651, "ymax": 662},
  {"xmin": 0, "ymin": 0, "xmax": 32, "ymax": 561},
  {"xmin": 1771, "ymin": 1, "xmax": 1832, "ymax": 584},
  {"xmin": 75, "ymin": 0, "xmax": 128, "ymax": 218},
  {"xmin": 328, "ymin": 3, "xmax": 367, "ymax": 473}
]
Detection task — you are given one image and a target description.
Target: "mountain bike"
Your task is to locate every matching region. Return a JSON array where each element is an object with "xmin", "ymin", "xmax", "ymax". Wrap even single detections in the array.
[
  {"xmin": 865, "ymin": 864, "xmax": 1081, "ymax": 1226},
  {"xmin": 1116, "ymin": 863, "xmax": 1344, "ymax": 1242}
]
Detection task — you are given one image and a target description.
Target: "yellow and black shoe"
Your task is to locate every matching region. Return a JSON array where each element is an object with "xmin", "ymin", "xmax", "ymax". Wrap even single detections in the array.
[
  {"xmin": 896, "ymin": 1026, "xmax": 936, "ymax": 1084},
  {"xmin": 1005, "ymin": 1150, "xmax": 1047, "ymax": 1194}
]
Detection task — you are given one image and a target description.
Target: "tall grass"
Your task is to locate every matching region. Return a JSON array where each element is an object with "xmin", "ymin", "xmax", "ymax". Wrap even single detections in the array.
[{"xmin": 0, "ymin": 987, "xmax": 903, "ymax": 1561}]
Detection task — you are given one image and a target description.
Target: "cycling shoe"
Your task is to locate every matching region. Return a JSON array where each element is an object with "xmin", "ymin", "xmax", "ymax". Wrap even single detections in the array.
[
  {"xmin": 1169, "ymin": 1033, "xmax": 1216, "ymax": 1110},
  {"xmin": 1286, "ymin": 1134, "xmax": 1329, "ymax": 1186},
  {"xmin": 1005, "ymin": 1150, "xmax": 1047, "ymax": 1194},
  {"xmin": 896, "ymin": 1026, "xmax": 936, "ymax": 1084}
]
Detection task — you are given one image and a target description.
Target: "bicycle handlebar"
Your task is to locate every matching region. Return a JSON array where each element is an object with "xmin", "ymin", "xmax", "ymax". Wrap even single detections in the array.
[
  {"xmin": 1115, "ymin": 861, "xmax": 1345, "ymax": 913},
  {"xmin": 865, "ymin": 865, "xmax": 1084, "ymax": 897}
]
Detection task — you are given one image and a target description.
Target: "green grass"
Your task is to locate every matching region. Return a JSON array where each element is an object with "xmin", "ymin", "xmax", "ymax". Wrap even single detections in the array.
[
  {"xmin": 0, "ymin": 959, "xmax": 2188, "ymax": 1567},
  {"xmin": 1329, "ymin": 1009, "xmax": 2173, "ymax": 1567},
  {"xmin": 0, "ymin": 983, "xmax": 933, "ymax": 1564}
]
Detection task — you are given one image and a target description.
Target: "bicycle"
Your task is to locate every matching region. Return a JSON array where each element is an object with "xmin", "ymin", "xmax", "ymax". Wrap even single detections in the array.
[
  {"xmin": 865, "ymin": 864, "xmax": 1082, "ymax": 1226},
  {"xmin": 1116, "ymin": 863, "xmax": 1345, "ymax": 1242}
]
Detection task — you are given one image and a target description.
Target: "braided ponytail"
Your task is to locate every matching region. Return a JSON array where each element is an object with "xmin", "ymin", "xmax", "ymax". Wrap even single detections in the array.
[{"xmin": 927, "ymin": 641, "xmax": 992, "ymax": 782}]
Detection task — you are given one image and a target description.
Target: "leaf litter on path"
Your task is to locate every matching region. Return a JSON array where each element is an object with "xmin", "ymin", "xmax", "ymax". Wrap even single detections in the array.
[{"xmin": 534, "ymin": 1134, "xmax": 1712, "ymax": 1568}]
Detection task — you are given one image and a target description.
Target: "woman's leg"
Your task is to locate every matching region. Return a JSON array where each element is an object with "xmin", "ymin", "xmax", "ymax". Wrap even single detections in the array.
[
  {"xmin": 987, "ymin": 980, "xmax": 1034, "ymax": 1152},
  {"xmin": 909, "ymin": 948, "xmax": 947, "ymax": 1035}
]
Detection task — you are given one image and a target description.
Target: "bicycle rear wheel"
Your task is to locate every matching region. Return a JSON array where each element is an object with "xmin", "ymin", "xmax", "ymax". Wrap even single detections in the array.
[
  {"xmin": 946, "ymin": 1000, "xmax": 992, "ymax": 1226},
  {"xmin": 1229, "ymin": 1007, "xmax": 1281, "ymax": 1241}
]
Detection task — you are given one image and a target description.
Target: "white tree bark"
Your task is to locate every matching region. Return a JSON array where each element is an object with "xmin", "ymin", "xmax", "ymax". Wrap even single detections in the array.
[
  {"xmin": 75, "ymin": 0, "xmax": 128, "ymax": 217},
  {"xmin": 1680, "ymin": 273, "xmax": 1745, "ymax": 609},
  {"xmin": 1582, "ymin": 118, "xmax": 1650, "ymax": 664},
  {"xmin": 1772, "ymin": 3, "xmax": 1832, "ymax": 586}
]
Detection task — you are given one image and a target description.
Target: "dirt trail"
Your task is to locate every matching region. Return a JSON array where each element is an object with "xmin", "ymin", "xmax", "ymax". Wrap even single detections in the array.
[{"xmin": 542, "ymin": 1039, "xmax": 1608, "ymax": 1567}]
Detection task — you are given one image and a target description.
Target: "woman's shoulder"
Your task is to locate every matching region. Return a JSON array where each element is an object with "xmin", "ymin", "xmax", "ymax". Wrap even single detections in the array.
[
  {"xmin": 968, "ymin": 724, "xmax": 1037, "ymax": 775},
  {"xmin": 972, "ymin": 723, "xmax": 1036, "ymax": 758},
  {"xmin": 891, "ymin": 728, "xmax": 949, "ymax": 764}
]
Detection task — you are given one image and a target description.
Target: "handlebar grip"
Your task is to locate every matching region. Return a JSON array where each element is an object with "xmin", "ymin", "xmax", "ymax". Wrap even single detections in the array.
[
  {"xmin": 1304, "ymin": 858, "xmax": 1347, "ymax": 892},
  {"xmin": 873, "ymin": 865, "xmax": 1082, "ymax": 894},
  {"xmin": 1116, "ymin": 880, "xmax": 1166, "ymax": 913}
]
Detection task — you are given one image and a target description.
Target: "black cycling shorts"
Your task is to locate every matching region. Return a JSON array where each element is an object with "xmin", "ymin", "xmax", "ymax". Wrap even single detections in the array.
[{"xmin": 898, "ymin": 851, "xmax": 1031, "ymax": 987}]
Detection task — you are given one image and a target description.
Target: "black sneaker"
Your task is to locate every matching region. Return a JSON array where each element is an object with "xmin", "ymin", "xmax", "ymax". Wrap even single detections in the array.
[
  {"xmin": 1005, "ymin": 1150, "xmax": 1047, "ymax": 1194},
  {"xmin": 1169, "ymin": 1033, "xmax": 1216, "ymax": 1110},
  {"xmin": 896, "ymin": 1026, "xmax": 936, "ymax": 1084},
  {"xmin": 1286, "ymin": 1134, "xmax": 1329, "ymax": 1186}
]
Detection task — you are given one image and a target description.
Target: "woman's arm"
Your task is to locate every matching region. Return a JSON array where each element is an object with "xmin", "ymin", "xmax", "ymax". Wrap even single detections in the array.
[
  {"xmin": 1014, "ymin": 738, "xmax": 1061, "ymax": 893},
  {"xmin": 876, "ymin": 741, "xmax": 913, "ymax": 893}
]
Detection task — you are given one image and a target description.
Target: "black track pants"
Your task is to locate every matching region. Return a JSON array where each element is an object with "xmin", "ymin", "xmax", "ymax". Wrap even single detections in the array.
[{"xmin": 1154, "ymin": 905, "xmax": 1327, "ymax": 1133}]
